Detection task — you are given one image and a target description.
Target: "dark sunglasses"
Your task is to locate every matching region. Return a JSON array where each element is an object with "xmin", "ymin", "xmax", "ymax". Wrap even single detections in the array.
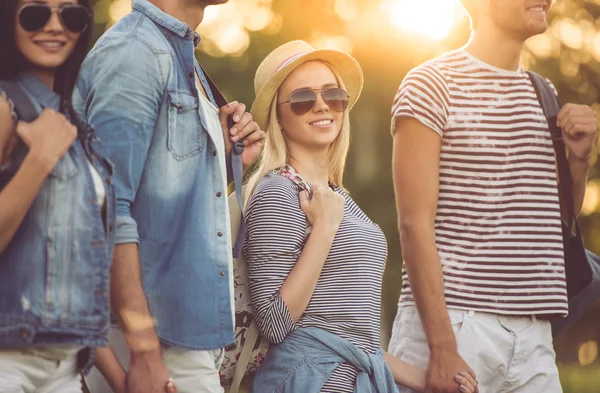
[
  {"xmin": 278, "ymin": 87, "xmax": 349, "ymax": 116},
  {"xmin": 18, "ymin": 3, "xmax": 91, "ymax": 34}
]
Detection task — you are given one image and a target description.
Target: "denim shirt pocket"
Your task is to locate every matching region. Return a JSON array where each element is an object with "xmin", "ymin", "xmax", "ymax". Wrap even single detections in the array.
[{"xmin": 167, "ymin": 91, "xmax": 205, "ymax": 160}]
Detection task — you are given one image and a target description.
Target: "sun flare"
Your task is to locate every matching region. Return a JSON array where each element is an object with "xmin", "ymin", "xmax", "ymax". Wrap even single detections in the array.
[{"xmin": 391, "ymin": 0, "xmax": 465, "ymax": 41}]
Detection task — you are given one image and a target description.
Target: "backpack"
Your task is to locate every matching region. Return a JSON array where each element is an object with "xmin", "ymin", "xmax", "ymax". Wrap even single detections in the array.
[
  {"xmin": 220, "ymin": 166, "xmax": 311, "ymax": 393},
  {"xmin": 527, "ymin": 71, "xmax": 600, "ymax": 337}
]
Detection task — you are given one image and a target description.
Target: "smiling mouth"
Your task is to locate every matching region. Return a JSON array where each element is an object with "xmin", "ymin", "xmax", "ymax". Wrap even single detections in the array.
[
  {"xmin": 34, "ymin": 41, "xmax": 67, "ymax": 50},
  {"xmin": 310, "ymin": 119, "xmax": 334, "ymax": 127},
  {"xmin": 527, "ymin": 5, "xmax": 548, "ymax": 13}
]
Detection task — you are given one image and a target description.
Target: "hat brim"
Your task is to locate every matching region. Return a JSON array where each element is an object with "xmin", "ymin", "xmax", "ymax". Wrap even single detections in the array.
[{"xmin": 250, "ymin": 49, "xmax": 364, "ymax": 132}]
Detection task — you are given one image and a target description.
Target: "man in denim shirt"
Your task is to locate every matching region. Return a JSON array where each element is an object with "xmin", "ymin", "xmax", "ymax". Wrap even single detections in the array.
[{"xmin": 73, "ymin": 0, "xmax": 265, "ymax": 392}]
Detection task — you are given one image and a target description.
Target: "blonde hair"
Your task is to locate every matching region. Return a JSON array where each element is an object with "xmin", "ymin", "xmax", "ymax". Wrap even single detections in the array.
[{"xmin": 244, "ymin": 64, "xmax": 351, "ymax": 207}]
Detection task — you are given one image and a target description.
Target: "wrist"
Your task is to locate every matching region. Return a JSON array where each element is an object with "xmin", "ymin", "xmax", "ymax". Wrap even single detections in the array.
[
  {"xmin": 129, "ymin": 346, "xmax": 162, "ymax": 362},
  {"xmin": 428, "ymin": 337, "xmax": 458, "ymax": 354},
  {"xmin": 311, "ymin": 222, "xmax": 339, "ymax": 238},
  {"xmin": 568, "ymin": 152, "xmax": 593, "ymax": 166},
  {"xmin": 26, "ymin": 148, "xmax": 56, "ymax": 174}
]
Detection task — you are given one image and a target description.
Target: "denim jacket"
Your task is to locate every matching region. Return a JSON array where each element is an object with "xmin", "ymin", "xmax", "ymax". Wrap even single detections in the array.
[
  {"xmin": 0, "ymin": 74, "xmax": 115, "ymax": 360},
  {"xmin": 73, "ymin": 0, "xmax": 235, "ymax": 349},
  {"xmin": 253, "ymin": 327, "xmax": 400, "ymax": 393}
]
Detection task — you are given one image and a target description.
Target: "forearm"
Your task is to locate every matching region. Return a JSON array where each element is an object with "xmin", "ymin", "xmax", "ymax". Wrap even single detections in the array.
[
  {"xmin": 383, "ymin": 351, "xmax": 425, "ymax": 392},
  {"xmin": 95, "ymin": 346, "xmax": 127, "ymax": 393},
  {"xmin": 0, "ymin": 151, "xmax": 53, "ymax": 253},
  {"xmin": 568, "ymin": 154, "xmax": 592, "ymax": 216},
  {"xmin": 399, "ymin": 222, "xmax": 455, "ymax": 351},
  {"xmin": 111, "ymin": 243, "xmax": 160, "ymax": 353},
  {"xmin": 279, "ymin": 225, "xmax": 337, "ymax": 322}
]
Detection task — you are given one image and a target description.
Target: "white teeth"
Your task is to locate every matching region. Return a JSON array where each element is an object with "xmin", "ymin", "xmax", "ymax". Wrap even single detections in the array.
[
  {"xmin": 36, "ymin": 42, "xmax": 65, "ymax": 48},
  {"xmin": 529, "ymin": 6, "xmax": 544, "ymax": 11},
  {"xmin": 312, "ymin": 120, "xmax": 332, "ymax": 126}
]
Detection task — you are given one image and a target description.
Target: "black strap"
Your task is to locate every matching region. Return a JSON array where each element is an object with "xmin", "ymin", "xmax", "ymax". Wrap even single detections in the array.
[
  {"xmin": 526, "ymin": 71, "xmax": 576, "ymax": 233},
  {"xmin": 0, "ymin": 80, "xmax": 38, "ymax": 122},
  {"xmin": 0, "ymin": 81, "xmax": 37, "ymax": 190},
  {"xmin": 198, "ymin": 67, "xmax": 246, "ymax": 259}
]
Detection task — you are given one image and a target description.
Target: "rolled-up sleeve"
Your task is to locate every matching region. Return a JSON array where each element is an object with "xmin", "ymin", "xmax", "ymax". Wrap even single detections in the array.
[
  {"xmin": 73, "ymin": 40, "xmax": 164, "ymax": 244},
  {"xmin": 243, "ymin": 182, "xmax": 308, "ymax": 344}
]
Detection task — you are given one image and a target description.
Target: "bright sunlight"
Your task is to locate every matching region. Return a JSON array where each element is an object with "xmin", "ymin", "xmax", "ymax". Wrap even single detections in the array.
[{"xmin": 390, "ymin": 0, "xmax": 466, "ymax": 40}]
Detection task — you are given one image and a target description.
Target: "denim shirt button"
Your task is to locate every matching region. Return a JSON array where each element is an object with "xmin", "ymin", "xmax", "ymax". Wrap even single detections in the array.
[
  {"xmin": 217, "ymin": 232, "xmax": 223, "ymax": 237},
  {"xmin": 220, "ymin": 271, "xmax": 225, "ymax": 277},
  {"xmin": 19, "ymin": 329, "xmax": 30, "ymax": 340},
  {"xmin": 216, "ymin": 192, "xmax": 222, "ymax": 198},
  {"xmin": 212, "ymin": 151, "xmax": 217, "ymax": 157},
  {"xmin": 188, "ymin": 71, "xmax": 194, "ymax": 79}
]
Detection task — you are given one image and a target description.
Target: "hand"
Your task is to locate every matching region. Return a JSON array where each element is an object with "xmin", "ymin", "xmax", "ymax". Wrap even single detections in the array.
[
  {"xmin": 455, "ymin": 371, "xmax": 478, "ymax": 393},
  {"xmin": 127, "ymin": 350, "xmax": 177, "ymax": 393},
  {"xmin": 299, "ymin": 184, "xmax": 345, "ymax": 234},
  {"xmin": 219, "ymin": 101, "xmax": 265, "ymax": 168},
  {"xmin": 425, "ymin": 348, "xmax": 477, "ymax": 393},
  {"xmin": 557, "ymin": 103, "xmax": 597, "ymax": 162},
  {"xmin": 16, "ymin": 108, "xmax": 77, "ymax": 170}
]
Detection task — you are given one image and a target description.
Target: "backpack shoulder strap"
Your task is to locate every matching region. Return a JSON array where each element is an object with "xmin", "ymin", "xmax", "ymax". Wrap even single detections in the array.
[
  {"xmin": 526, "ymin": 71, "xmax": 575, "ymax": 230},
  {"xmin": 0, "ymin": 81, "xmax": 37, "ymax": 190},
  {"xmin": 0, "ymin": 80, "xmax": 38, "ymax": 122}
]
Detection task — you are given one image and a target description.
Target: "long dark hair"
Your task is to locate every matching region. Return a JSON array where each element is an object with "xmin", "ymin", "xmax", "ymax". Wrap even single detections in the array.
[{"xmin": 0, "ymin": 0, "xmax": 93, "ymax": 121}]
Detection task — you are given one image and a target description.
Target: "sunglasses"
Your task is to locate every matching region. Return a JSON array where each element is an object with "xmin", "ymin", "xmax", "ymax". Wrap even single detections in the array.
[
  {"xmin": 18, "ymin": 3, "xmax": 91, "ymax": 34},
  {"xmin": 278, "ymin": 87, "xmax": 349, "ymax": 116}
]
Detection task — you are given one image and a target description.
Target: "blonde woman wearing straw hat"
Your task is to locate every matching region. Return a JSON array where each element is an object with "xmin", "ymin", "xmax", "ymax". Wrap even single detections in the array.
[{"xmin": 241, "ymin": 41, "xmax": 478, "ymax": 393}]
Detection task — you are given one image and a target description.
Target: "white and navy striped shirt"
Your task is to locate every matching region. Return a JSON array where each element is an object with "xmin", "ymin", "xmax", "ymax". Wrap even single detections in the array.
[
  {"xmin": 244, "ymin": 172, "xmax": 388, "ymax": 393},
  {"xmin": 391, "ymin": 49, "xmax": 568, "ymax": 317}
]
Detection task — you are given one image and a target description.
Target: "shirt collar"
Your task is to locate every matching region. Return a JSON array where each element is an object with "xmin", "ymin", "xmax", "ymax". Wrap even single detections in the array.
[
  {"xmin": 15, "ymin": 73, "xmax": 61, "ymax": 111},
  {"xmin": 132, "ymin": 0, "xmax": 202, "ymax": 48}
]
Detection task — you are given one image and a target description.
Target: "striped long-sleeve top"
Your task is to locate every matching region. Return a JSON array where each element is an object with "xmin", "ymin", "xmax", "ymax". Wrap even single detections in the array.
[{"xmin": 244, "ymin": 172, "xmax": 388, "ymax": 393}]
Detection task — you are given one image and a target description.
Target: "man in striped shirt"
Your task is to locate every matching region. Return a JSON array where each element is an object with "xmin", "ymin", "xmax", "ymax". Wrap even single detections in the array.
[{"xmin": 388, "ymin": 1, "xmax": 597, "ymax": 392}]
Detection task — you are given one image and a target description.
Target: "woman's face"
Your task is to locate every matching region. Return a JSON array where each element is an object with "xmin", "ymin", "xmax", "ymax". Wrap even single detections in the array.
[
  {"xmin": 15, "ymin": 0, "xmax": 83, "ymax": 72},
  {"xmin": 277, "ymin": 61, "xmax": 345, "ymax": 151}
]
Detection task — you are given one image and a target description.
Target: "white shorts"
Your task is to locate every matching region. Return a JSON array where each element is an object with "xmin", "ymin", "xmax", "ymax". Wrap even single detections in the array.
[
  {"xmin": 388, "ymin": 306, "xmax": 562, "ymax": 393},
  {"xmin": 0, "ymin": 346, "xmax": 83, "ymax": 393}
]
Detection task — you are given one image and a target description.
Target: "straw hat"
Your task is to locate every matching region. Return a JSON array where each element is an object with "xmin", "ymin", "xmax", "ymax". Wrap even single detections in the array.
[{"xmin": 250, "ymin": 40, "xmax": 364, "ymax": 131}]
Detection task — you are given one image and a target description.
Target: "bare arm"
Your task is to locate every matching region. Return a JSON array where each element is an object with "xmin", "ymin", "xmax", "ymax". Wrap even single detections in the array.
[
  {"xmin": 392, "ymin": 117, "xmax": 454, "ymax": 352},
  {"xmin": 556, "ymin": 103, "xmax": 597, "ymax": 216},
  {"xmin": 383, "ymin": 351, "xmax": 426, "ymax": 392},
  {"xmin": 95, "ymin": 346, "xmax": 127, "ymax": 393},
  {"xmin": 111, "ymin": 244, "xmax": 160, "ymax": 352},
  {"xmin": 392, "ymin": 117, "xmax": 476, "ymax": 393},
  {"xmin": 569, "ymin": 155, "xmax": 591, "ymax": 216}
]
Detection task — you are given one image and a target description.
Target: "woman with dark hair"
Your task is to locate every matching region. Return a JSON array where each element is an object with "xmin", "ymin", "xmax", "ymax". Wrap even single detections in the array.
[{"xmin": 0, "ymin": 1, "xmax": 116, "ymax": 392}]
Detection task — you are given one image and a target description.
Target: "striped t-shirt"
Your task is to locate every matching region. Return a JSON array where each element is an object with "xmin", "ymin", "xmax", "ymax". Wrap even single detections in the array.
[
  {"xmin": 391, "ymin": 49, "xmax": 568, "ymax": 316},
  {"xmin": 244, "ymin": 172, "xmax": 388, "ymax": 393}
]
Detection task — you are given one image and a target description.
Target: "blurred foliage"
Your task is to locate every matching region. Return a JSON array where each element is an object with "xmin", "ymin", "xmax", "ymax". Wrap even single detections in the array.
[{"xmin": 90, "ymin": 0, "xmax": 600, "ymax": 389}]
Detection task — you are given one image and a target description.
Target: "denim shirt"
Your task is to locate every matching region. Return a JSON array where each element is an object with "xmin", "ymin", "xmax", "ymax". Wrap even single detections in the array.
[
  {"xmin": 0, "ymin": 74, "xmax": 115, "ymax": 356},
  {"xmin": 73, "ymin": 0, "xmax": 235, "ymax": 349},
  {"xmin": 253, "ymin": 327, "xmax": 400, "ymax": 393}
]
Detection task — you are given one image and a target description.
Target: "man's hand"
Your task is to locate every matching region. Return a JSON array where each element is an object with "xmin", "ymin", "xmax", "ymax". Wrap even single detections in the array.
[
  {"xmin": 219, "ymin": 101, "xmax": 265, "ymax": 168},
  {"xmin": 127, "ymin": 350, "xmax": 177, "ymax": 393},
  {"xmin": 426, "ymin": 347, "xmax": 477, "ymax": 393},
  {"xmin": 557, "ymin": 103, "xmax": 597, "ymax": 162}
]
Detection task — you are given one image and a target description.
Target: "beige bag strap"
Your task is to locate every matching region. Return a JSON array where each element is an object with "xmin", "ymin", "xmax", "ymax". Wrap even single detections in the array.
[{"xmin": 229, "ymin": 321, "xmax": 261, "ymax": 393}]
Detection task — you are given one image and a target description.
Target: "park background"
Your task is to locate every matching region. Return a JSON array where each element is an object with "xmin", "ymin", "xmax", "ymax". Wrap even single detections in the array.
[{"xmin": 89, "ymin": 0, "xmax": 600, "ymax": 391}]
